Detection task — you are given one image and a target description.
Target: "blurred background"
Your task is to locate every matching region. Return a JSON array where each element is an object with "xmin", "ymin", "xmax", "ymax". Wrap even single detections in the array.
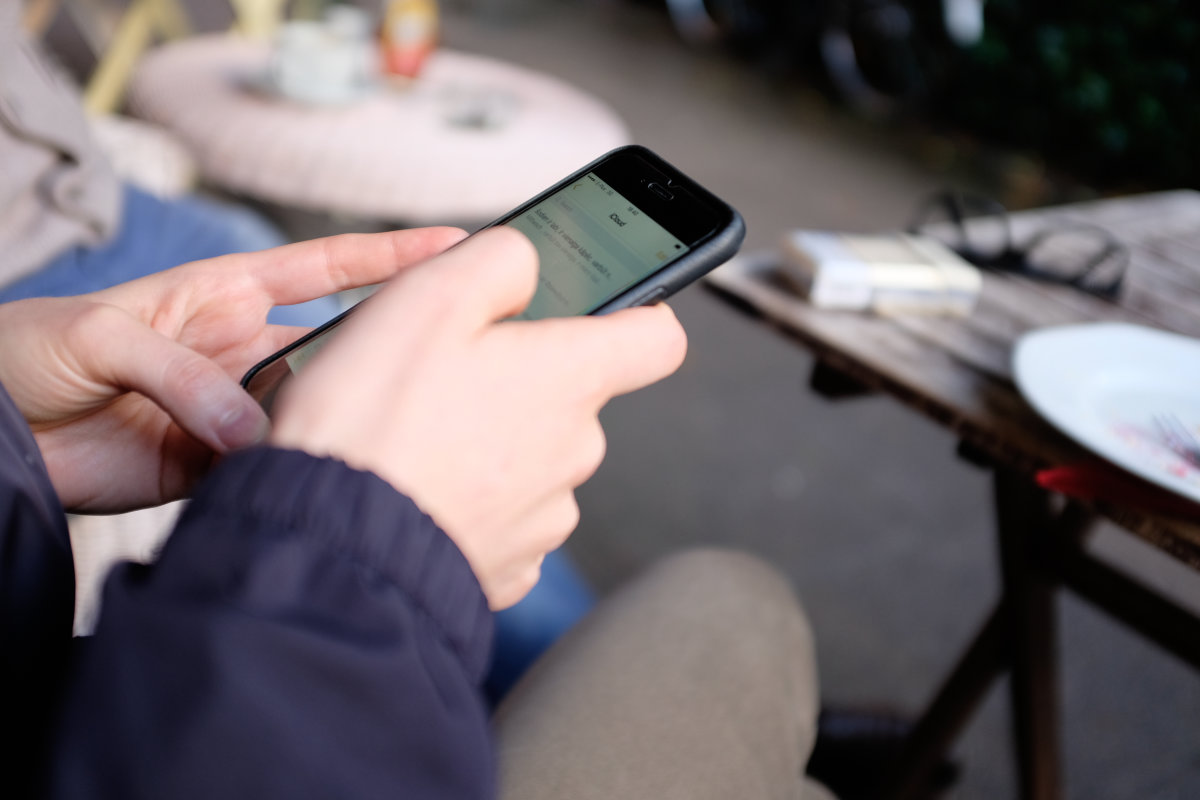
[{"xmin": 32, "ymin": 1, "xmax": 1200, "ymax": 798}]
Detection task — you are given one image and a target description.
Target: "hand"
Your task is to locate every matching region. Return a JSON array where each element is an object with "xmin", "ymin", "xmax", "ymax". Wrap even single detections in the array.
[
  {"xmin": 0, "ymin": 228, "xmax": 466, "ymax": 512},
  {"xmin": 270, "ymin": 228, "xmax": 688, "ymax": 609}
]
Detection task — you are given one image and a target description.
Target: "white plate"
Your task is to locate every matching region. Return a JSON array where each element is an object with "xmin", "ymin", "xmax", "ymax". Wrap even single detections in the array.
[{"xmin": 1014, "ymin": 323, "xmax": 1200, "ymax": 503}]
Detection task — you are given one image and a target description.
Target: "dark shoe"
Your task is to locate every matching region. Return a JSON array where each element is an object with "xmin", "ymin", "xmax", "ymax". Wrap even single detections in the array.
[{"xmin": 806, "ymin": 708, "xmax": 960, "ymax": 800}]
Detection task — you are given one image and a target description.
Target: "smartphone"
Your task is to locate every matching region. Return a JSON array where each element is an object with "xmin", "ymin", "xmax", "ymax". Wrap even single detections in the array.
[{"xmin": 241, "ymin": 145, "xmax": 745, "ymax": 410}]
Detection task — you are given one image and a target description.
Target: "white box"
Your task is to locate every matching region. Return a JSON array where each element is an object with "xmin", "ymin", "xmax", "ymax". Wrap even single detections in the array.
[{"xmin": 778, "ymin": 230, "xmax": 982, "ymax": 316}]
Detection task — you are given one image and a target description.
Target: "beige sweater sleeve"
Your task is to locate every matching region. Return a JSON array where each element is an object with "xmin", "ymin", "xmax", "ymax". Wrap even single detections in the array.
[{"xmin": 0, "ymin": 4, "xmax": 122, "ymax": 288}]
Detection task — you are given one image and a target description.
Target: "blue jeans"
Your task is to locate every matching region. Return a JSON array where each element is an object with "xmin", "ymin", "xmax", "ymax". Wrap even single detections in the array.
[
  {"xmin": 0, "ymin": 185, "xmax": 339, "ymax": 326},
  {"xmin": 486, "ymin": 547, "xmax": 595, "ymax": 703},
  {"xmin": 2, "ymin": 184, "xmax": 594, "ymax": 698}
]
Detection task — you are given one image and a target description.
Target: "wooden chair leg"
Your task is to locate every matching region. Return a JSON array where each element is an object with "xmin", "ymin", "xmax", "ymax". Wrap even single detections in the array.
[
  {"xmin": 81, "ymin": 0, "xmax": 191, "ymax": 115},
  {"xmin": 229, "ymin": 0, "xmax": 288, "ymax": 39}
]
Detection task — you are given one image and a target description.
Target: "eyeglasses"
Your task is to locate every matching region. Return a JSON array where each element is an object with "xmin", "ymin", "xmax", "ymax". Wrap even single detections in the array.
[{"xmin": 907, "ymin": 191, "xmax": 1130, "ymax": 299}]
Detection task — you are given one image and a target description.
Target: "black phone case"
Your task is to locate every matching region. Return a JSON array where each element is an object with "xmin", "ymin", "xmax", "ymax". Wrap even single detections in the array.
[
  {"xmin": 242, "ymin": 145, "xmax": 745, "ymax": 390},
  {"xmin": 476, "ymin": 144, "xmax": 746, "ymax": 315}
]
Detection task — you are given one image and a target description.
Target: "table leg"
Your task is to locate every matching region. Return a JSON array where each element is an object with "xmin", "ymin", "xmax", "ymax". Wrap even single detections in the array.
[
  {"xmin": 883, "ymin": 606, "xmax": 1008, "ymax": 800},
  {"xmin": 994, "ymin": 468, "xmax": 1063, "ymax": 800}
]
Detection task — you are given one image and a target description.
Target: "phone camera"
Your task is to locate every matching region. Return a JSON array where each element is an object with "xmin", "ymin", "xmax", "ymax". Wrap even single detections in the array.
[{"xmin": 647, "ymin": 182, "xmax": 674, "ymax": 200}]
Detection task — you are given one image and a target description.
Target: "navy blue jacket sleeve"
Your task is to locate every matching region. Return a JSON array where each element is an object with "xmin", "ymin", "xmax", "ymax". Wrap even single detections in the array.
[
  {"xmin": 0, "ymin": 385, "xmax": 496, "ymax": 799},
  {"xmin": 0, "ymin": 385, "xmax": 76, "ymax": 797}
]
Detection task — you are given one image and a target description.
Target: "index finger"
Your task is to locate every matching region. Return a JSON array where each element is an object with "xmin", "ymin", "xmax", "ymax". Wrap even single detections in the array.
[
  {"xmin": 230, "ymin": 227, "xmax": 468, "ymax": 307},
  {"xmin": 348, "ymin": 226, "xmax": 539, "ymax": 342}
]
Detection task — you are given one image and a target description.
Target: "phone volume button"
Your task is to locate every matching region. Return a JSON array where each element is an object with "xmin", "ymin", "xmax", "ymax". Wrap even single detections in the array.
[{"xmin": 636, "ymin": 287, "xmax": 668, "ymax": 306}]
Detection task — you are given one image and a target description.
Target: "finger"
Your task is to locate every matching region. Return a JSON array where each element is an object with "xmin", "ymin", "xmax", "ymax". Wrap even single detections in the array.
[
  {"xmin": 82, "ymin": 307, "xmax": 270, "ymax": 452},
  {"xmin": 339, "ymin": 227, "xmax": 539, "ymax": 350},
  {"xmin": 260, "ymin": 323, "xmax": 317, "ymax": 355},
  {"xmin": 488, "ymin": 558, "xmax": 545, "ymax": 611},
  {"xmin": 507, "ymin": 302, "xmax": 688, "ymax": 400},
  {"xmin": 454, "ymin": 490, "xmax": 579, "ymax": 610},
  {"xmin": 236, "ymin": 227, "xmax": 467, "ymax": 307},
  {"xmin": 525, "ymin": 493, "xmax": 582, "ymax": 551},
  {"xmin": 408, "ymin": 227, "xmax": 540, "ymax": 325},
  {"xmin": 488, "ymin": 493, "xmax": 582, "ymax": 567},
  {"xmin": 482, "ymin": 554, "xmax": 549, "ymax": 609}
]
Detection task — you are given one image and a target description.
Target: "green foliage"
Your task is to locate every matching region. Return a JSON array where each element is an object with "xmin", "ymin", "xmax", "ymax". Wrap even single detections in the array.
[{"xmin": 936, "ymin": 0, "xmax": 1199, "ymax": 188}]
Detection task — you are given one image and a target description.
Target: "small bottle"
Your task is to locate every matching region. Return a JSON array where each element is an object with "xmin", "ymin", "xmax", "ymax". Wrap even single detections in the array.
[{"xmin": 380, "ymin": 0, "xmax": 438, "ymax": 80}]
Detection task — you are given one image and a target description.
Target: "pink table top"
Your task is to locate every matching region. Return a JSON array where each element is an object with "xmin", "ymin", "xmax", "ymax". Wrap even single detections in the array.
[{"xmin": 128, "ymin": 35, "xmax": 630, "ymax": 224}]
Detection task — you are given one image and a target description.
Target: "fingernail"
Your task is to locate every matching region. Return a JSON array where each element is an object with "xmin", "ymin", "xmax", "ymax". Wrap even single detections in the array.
[{"xmin": 215, "ymin": 398, "xmax": 271, "ymax": 451}]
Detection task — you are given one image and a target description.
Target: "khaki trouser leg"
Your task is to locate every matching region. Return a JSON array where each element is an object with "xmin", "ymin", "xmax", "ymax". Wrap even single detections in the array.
[{"xmin": 494, "ymin": 548, "xmax": 834, "ymax": 800}]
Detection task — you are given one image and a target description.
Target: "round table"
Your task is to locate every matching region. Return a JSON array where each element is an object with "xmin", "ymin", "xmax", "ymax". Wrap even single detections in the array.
[{"xmin": 128, "ymin": 35, "xmax": 630, "ymax": 225}]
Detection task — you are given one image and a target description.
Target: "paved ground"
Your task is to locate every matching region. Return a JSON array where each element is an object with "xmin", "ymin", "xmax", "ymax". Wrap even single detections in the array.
[{"xmin": 437, "ymin": 3, "xmax": 1200, "ymax": 798}]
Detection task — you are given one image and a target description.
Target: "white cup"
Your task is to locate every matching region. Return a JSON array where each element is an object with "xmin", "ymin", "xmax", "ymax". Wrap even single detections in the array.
[
  {"xmin": 269, "ymin": 18, "xmax": 373, "ymax": 105},
  {"xmin": 324, "ymin": 4, "xmax": 373, "ymax": 41}
]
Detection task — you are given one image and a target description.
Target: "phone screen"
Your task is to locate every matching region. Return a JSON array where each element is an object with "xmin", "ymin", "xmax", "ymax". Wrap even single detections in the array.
[
  {"xmin": 505, "ymin": 171, "xmax": 689, "ymax": 320},
  {"xmin": 273, "ymin": 171, "xmax": 688, "ymax": 378}
]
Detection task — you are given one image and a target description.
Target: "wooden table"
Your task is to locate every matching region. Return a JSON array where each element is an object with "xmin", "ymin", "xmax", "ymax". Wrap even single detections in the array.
[
  {"xmin": 126, "ymin": 34, "xmax": 630, "ymax": 225},
  {"xmin": 705, "ymin": 190, "xmax": 1200, "ymax": 800}
]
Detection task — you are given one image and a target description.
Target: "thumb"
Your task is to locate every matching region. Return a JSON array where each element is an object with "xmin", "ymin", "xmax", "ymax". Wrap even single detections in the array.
[
  {"xmin": 91, "ymin": 312, "xmax": 270, "ymax": 452},
  {"xmin": 432, "ymin": 227, "xmax": 540, "ymax": 325}
]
